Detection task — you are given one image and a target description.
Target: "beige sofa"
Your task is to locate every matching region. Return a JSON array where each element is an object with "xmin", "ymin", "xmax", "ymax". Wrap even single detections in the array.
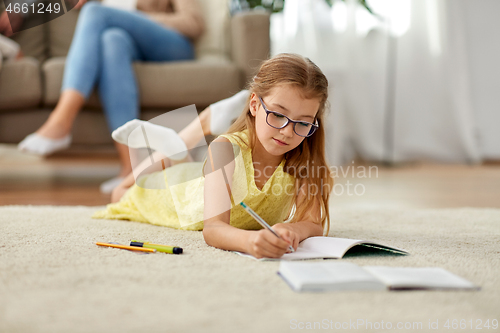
[{"xmin": 0, "ymin": 0, "xmax": 270, "ymax": 146}]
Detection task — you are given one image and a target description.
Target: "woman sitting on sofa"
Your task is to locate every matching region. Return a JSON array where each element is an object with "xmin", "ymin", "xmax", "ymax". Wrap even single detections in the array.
[{"xmin": 18, "ymin": 0, "xmax": 204, "ymax": 193}]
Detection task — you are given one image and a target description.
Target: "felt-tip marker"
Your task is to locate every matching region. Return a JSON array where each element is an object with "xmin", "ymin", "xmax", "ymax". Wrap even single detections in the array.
[
  {"xmin": 130, "ymin": 241, "xmax": 183, "ymax": 254},
  {"xmin": 96, "ymin": 242, "xmax": 156, "ymax": 253}
]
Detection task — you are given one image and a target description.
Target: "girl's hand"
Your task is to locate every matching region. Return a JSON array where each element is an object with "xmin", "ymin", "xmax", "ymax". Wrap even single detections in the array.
[
  {"xmin": 246, "ymin": 229, "xmax": 292, "ymax": 259},
  {"xmin": 272, "ymin": 223, "xmax": 300, "ymax": 252}
]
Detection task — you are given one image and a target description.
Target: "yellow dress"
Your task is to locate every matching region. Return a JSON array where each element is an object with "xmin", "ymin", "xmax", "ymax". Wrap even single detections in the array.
[{"xmin": 92, "ymin": 130, "xmax": 296, "ymax": 231}]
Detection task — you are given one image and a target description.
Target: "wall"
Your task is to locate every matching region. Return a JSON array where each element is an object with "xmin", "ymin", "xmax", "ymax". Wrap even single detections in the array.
[{"xmin": 462, "ymin": 0, "xmax": 500, "ymax": 159}]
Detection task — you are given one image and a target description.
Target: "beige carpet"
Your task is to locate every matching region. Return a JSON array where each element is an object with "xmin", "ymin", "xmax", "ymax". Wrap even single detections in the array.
[{"xmin": 0, "ymin": 206, "xmax": 498, "ymax": 333}]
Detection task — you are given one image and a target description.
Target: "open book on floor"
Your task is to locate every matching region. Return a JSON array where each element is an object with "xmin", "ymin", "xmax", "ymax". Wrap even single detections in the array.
[
  {"xmin": 278, "ymin": 261, "xmax": 480, "ymax": 292},
  {"xmin": 235, "ymin": 236, "xmax": 409, "ymax": 261}
]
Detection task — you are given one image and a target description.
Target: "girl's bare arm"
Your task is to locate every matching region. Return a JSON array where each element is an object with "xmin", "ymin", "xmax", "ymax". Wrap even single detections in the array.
[{"xmin": 201, "ymin": 137, "xmax": 292, "ymax": 258}]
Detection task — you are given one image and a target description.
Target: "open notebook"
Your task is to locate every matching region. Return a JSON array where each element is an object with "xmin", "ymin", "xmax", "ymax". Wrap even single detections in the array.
[
  {"xmin": 278, "ymin": 261, "xmax": 480, "ymax": 292},
  {"xmin": 235, "ymin": 236, "xmax": 408, "ymax": 261}
]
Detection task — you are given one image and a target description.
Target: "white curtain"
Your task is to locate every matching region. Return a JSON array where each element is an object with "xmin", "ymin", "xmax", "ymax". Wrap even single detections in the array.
[{"xmin": 271, "ymin": 0, "xmax": 496, "ymax": 165}]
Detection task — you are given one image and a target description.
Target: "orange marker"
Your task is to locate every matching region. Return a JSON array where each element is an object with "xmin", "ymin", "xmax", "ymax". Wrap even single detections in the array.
[{"xmin": 96, "ymin": 242, "xmax": 156, "ymax": 253}]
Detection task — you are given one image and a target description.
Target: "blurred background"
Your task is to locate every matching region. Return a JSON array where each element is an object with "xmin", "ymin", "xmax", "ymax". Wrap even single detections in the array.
[
  {"xmin": 0, "ymin": 0, "xmax": 499, "ymax": 207},
  {"xmin": 249, "ymin": 0, "xmax": 500, "ymax": 166}
]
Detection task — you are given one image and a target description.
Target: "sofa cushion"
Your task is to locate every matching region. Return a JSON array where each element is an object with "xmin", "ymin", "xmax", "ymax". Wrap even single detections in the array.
[
  {"xmin": 0, "ymin": 57, "xmax": 42, "ymax": 111},
  {"xmin": 230, "ymin": 12, "xmax": 270, "ymax": 86},
  {"xmin": 43, "ymin": 56, "xmax": 241, "ymax": 108},
  {"xmin": 194, "ymin": 0, "xmax": 230, "ymax": 59},
  {"xmin": 10, "ymin": 24, "xmax": 47, "ymax": 63},
  {"xmin": 133, "ymin": 57, "xmax": 240, "ymax": 107},
  {"xmin": 47, "ymin": 8, "xmax": 80, "ymax": 58}
]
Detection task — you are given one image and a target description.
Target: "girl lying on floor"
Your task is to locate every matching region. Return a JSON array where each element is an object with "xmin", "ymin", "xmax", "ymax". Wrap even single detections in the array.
[{"xmin": 93, "ymin": 53, "xmax": 334, "ymax": 259}]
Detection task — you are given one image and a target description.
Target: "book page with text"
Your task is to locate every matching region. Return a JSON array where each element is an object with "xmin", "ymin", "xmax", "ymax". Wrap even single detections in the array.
[{"xmin": 279, "ymin": 261, "xmax": 386, "ymax": 291}]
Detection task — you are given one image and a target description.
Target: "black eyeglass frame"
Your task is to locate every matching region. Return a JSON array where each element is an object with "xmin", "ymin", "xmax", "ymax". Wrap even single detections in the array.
[{"xmin": 258, "ymin": 96, "xmax": 319, "ymax": 138}]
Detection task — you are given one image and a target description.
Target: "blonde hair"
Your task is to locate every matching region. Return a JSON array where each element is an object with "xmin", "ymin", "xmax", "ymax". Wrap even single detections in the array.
[{"xmin": 225, "ymin": 53, "xmax": 334, "ymax": 235}]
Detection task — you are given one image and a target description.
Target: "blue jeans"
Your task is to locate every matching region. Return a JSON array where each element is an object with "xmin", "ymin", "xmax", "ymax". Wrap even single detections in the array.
[{"xmin": 62, "ymin": 2, "xmax": 195, "ymax": 132}]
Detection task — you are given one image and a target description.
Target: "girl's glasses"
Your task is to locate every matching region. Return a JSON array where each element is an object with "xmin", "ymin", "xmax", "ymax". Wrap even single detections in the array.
[{"xmin": 259, "ymin": 97, "xmax": 319, "ymax": 137}]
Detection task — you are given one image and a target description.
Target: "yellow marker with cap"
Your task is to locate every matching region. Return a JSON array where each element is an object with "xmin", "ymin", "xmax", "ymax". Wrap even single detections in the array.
[{"xmin": 130, "ymin": 241, "xmax": 183, "ymax": 254}]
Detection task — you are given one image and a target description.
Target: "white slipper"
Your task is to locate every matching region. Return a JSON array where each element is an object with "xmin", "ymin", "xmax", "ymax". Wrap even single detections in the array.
[
  {"xmin": 112, "ymin": 119, "xmax": 188, "ymax": 161},
  {"xmin": 17, "ymin": 133, "xmax": 72, "ymax": 156},
  {"xmin": 100, "ymin": 176, "xmax": 125, "ymax": 194},
  {"xmin": 210, "ymin": 90, "xmax": 250, "ymax": 135}
]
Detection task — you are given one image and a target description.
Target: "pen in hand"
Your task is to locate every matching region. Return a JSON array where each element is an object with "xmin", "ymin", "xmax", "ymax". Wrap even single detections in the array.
[{"xmin": 239, "ymin": 202, "xmax": 295, "ymax": 253}]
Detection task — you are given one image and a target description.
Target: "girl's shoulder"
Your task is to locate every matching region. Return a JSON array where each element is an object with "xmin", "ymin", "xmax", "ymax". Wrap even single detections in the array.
[{"xmin": 217, "ymin": 129, "xmax": 250, "ymax": 150}]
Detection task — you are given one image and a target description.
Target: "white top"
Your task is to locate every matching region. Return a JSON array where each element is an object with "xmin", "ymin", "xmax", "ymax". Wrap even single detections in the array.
[{"xmin": 101, "ymin": 0, "xmax": 138, "ymax": 11}]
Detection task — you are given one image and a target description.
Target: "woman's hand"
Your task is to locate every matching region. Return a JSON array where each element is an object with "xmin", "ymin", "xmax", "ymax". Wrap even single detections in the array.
[
  {"xmin": 74, "ymin": 0, "xmax": 88, "ymax": 10},
  {"xmin": 245, "ymin": 225, "xmax": 298, "ymax": 259},
  {"xmin": 0, "ymin": 12, "xmax": 23, "ymax": 37}
]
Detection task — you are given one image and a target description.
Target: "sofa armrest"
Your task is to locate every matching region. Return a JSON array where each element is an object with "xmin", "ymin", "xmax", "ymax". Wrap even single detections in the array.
[{"xmin": 230, "ymin": 11, "xmax": 270, "ymax": 88}]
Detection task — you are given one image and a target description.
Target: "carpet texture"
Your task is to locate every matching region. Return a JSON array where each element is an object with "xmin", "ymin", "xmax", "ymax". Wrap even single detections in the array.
[{"xmin": 0, "ymin": 206, "xmax": 498, "ymax": 333}]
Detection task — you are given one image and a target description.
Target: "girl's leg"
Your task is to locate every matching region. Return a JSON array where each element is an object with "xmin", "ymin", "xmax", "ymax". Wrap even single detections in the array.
[
  {"xmin": 110, "ymin": 90, "xmax": 244, "ymax": 160},
  {"xmin": 137, "ymin": 89, "xmax": 247, "ymax": 150},
  {"xmin": 108, "ymin": 90, "xmax": 245, "ymax": 198},
  {"xmin": 111, "ymin": 119, "xmax": 190, "ymax": 162},
  {"xmin": 111, "ymin": 149, "xmax": 178, "ymax": 203},
  {"xmin": 110, "ymin": 110, "xmax": 207, "ymax": 191},
  {"xmin": 179, "ymin": 107, "xmax": 211, "ymax": 150},
  {"xmin": 112, "ymin": 104, "xmax": 211, "ymax": 161}
]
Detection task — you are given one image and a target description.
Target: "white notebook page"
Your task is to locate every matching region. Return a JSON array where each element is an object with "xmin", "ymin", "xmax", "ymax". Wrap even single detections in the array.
[
  {"xmin": 279, "ymin": 261, "xmax": 386, "ymax": 291},
  {"xmin": 363, "ymin": 266, "xmax": 478, "ymax": 290}
]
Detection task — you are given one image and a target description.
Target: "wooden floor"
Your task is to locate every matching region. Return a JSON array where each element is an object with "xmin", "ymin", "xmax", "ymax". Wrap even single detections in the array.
[
  {"xmin": 1, "ymin": 145, "xmax": 499, "ymax": 208},
  {"xmin": 0, "ymin": 146, "xmax": 119, "ymax": 206},
  {"xmin": 332, "ymin": 161, "xmax": 500, "ymax": 209}
]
